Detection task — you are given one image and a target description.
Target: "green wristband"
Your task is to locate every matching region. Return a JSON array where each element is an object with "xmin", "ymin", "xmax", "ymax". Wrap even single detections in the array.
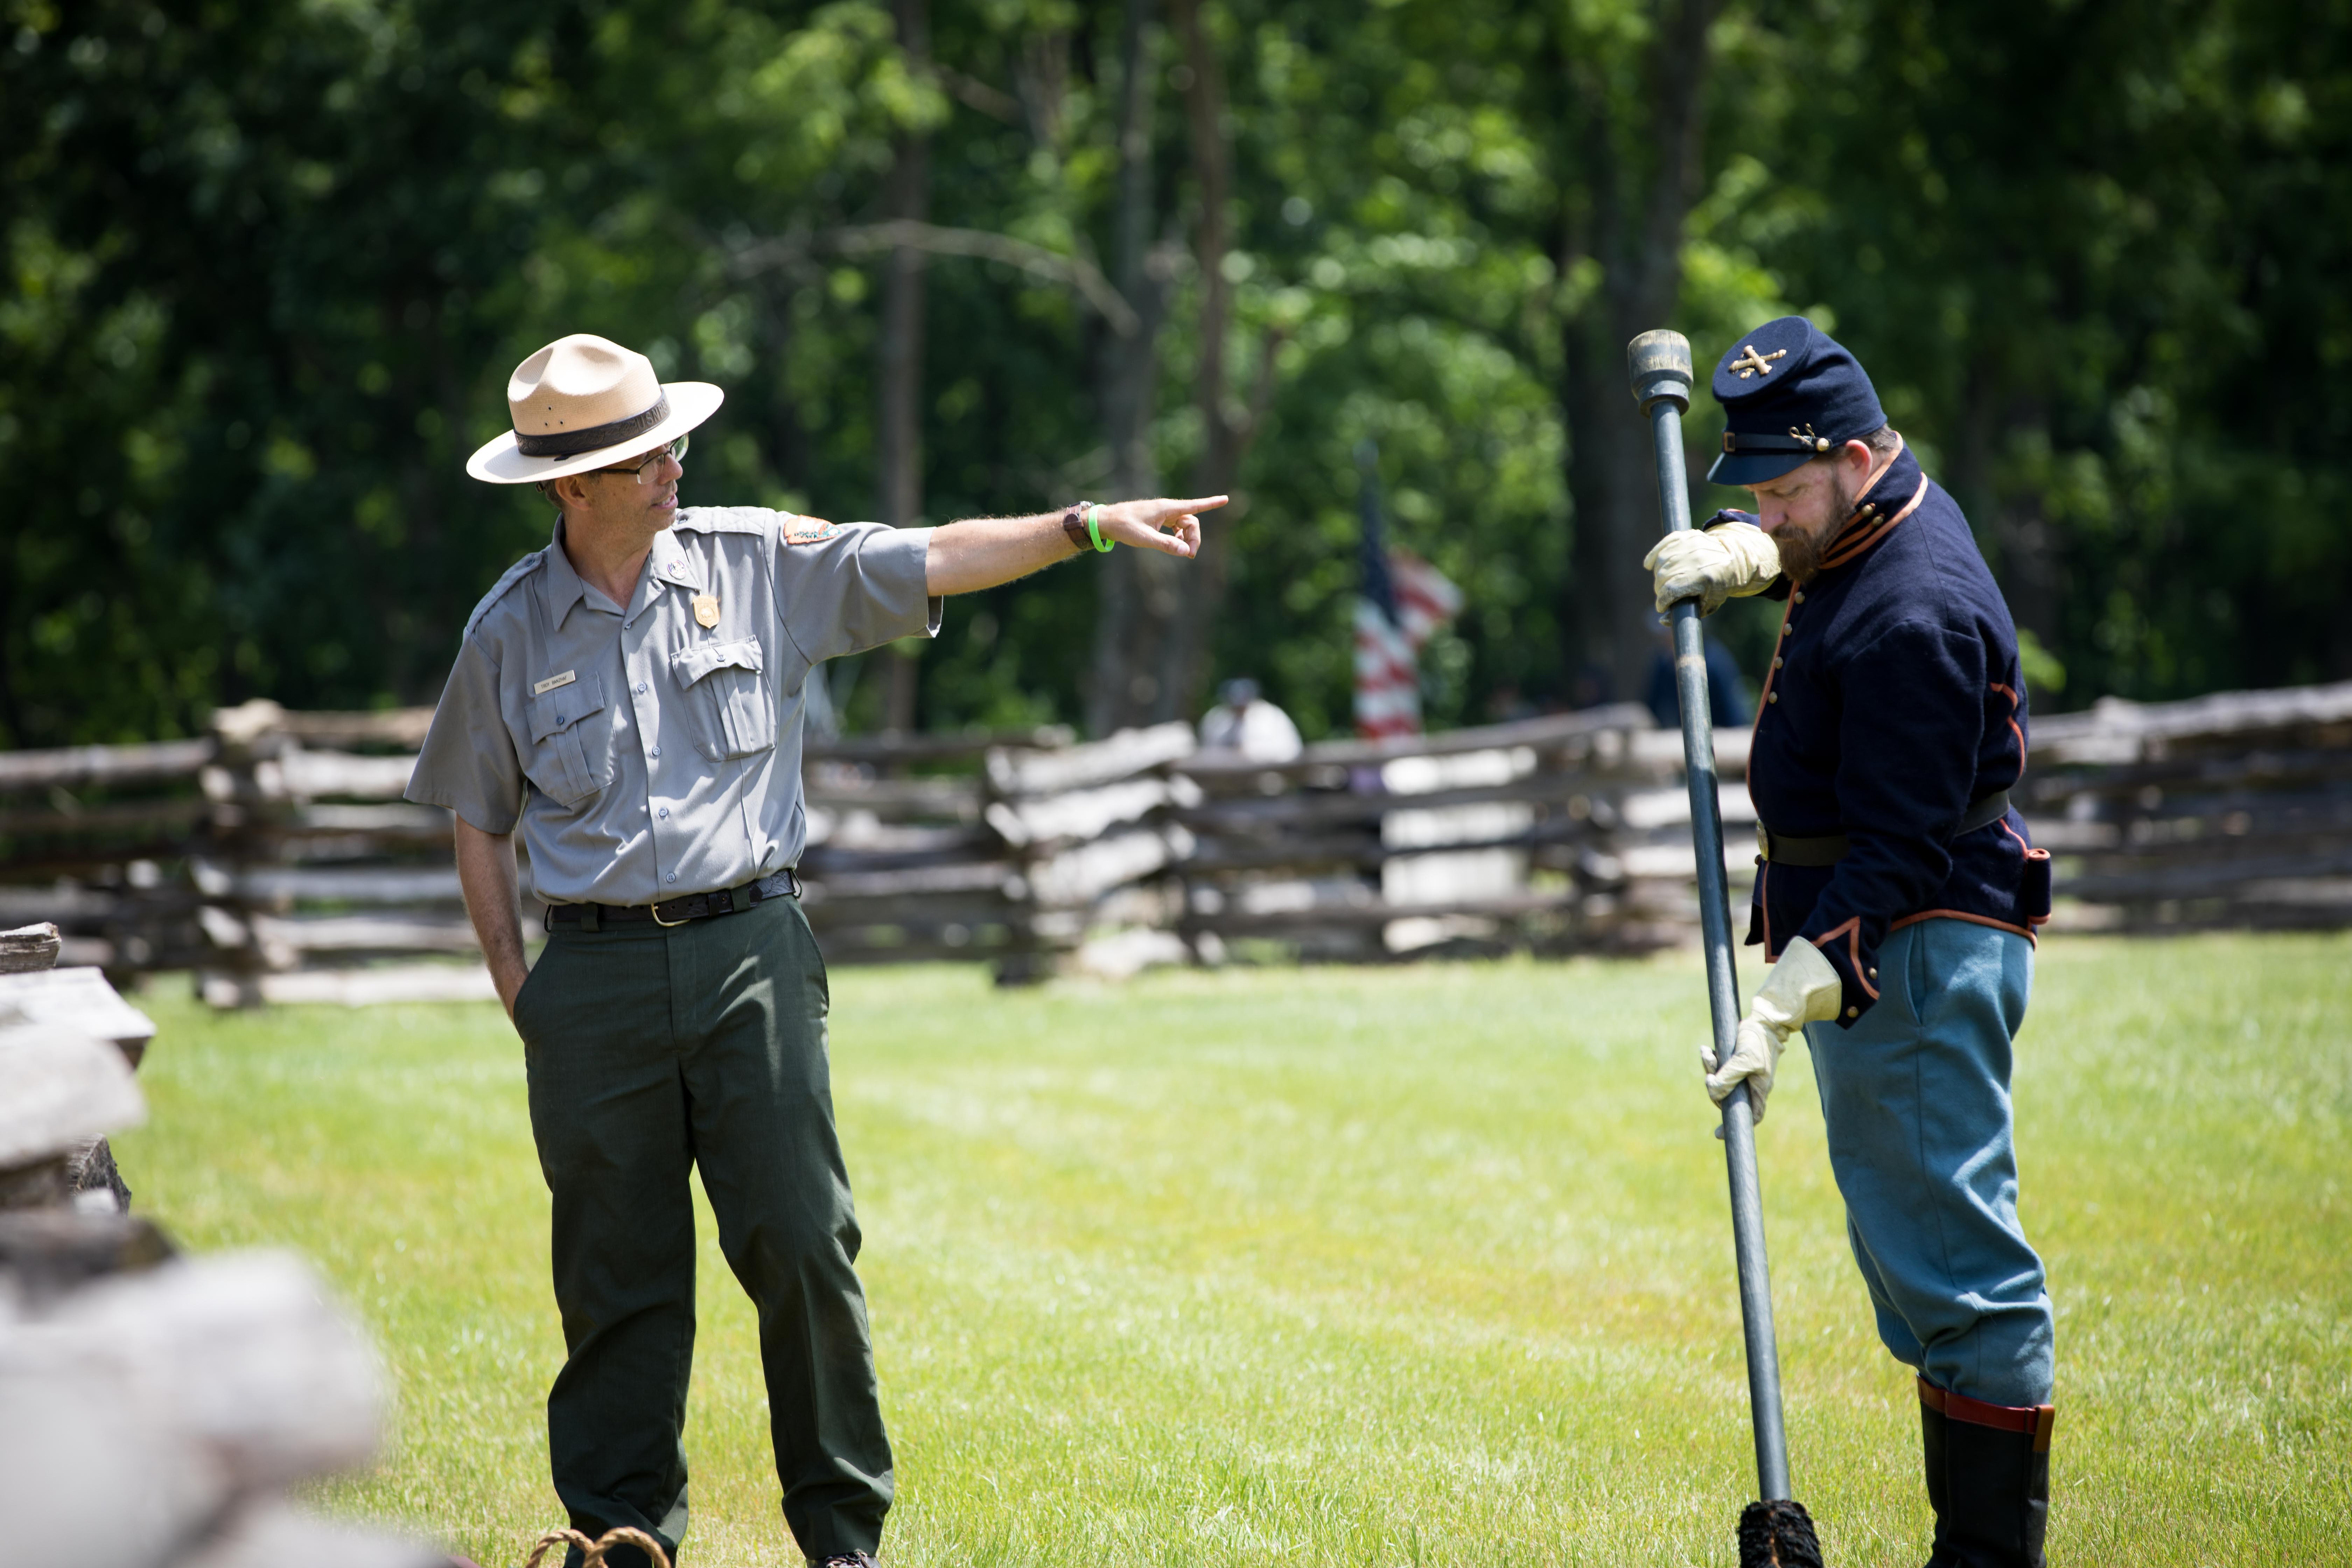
[{"xmin": 1085, "ymin": 504, "xmax": 1114, "ymax": 552}]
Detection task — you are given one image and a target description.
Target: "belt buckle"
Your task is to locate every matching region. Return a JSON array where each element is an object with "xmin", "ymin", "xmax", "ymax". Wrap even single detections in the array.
[
  {"xmin": 650, "ymin": 897, "xmax": 692, "ymax": 928},
  {"xmin": 1755, "ymin": 821, "xmax": 1772, "ymax": 862}
]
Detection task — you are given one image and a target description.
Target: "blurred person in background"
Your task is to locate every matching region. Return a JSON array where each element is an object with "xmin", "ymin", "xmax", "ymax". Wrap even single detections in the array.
[
  {"xmin": 1197, "ymin": 676, "xmax": 1303, "ymax": 762},
  {"xmin": 1644, "ymin": 625, "xmax": 1754, "ymax": 730}
]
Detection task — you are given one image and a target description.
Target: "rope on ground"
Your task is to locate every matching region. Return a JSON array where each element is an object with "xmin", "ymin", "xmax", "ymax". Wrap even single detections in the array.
[
  {"xmin": 523, "ymin": 1529, "xmax": 595, "ymax": 1568},
  {"xmin": 521, "ymin": 1526, "xmax": 673, "ymax": 1568}
]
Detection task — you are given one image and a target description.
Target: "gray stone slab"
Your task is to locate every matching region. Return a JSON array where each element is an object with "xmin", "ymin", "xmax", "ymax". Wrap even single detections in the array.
[
  {"xmin": 0, "ymin": 966, "xmax": 158, "ymax": 1066},
  {"xmin": 0, "ymin": 1026, "xmax": 146, "ymax": 1170}
]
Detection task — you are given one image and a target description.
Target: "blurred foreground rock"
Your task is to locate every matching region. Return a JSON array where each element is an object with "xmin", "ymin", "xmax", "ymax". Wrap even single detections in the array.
[
  {"xmin": 0, "ymin": 923, "xmax": 447, "ymax": 1568},
  {"xmin": 0, "ymin": 1250, "xmax": 441, "ymax": 1568}
]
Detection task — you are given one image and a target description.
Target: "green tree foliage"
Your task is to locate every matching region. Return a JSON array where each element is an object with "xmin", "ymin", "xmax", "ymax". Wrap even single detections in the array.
[
  {"xmin": 1747, "ymin": 0, "xmax": 2352, "ymax": 699},
  {"xmin": 2, "ymin": 0, "xmax": 2346, "ymax": 747}
]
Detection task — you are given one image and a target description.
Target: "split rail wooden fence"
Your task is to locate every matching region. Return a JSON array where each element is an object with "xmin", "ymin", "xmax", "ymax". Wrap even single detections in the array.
[{"xmin": 2, "ymin": 679, "xmax": 2347, "ymax": 1000}]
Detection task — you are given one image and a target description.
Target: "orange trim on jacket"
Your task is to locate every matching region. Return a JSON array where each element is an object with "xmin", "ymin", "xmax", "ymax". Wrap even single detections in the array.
[
  {"xmin": 1813, "ymin": 914, "xmax": 1879, "ymax": 999},
  {"xmin": 1989, "ymin": 680, "xmax": 2026, "ymax": 768},
  {"xmin": 1820, "ymin": 474, "xmax": 1930, "ymax": 569}
]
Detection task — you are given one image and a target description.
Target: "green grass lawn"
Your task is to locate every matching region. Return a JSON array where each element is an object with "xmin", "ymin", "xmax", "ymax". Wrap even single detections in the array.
[{"xmin": 110, "ymin": 934, "xmax": 2352, "ymax": 1568}]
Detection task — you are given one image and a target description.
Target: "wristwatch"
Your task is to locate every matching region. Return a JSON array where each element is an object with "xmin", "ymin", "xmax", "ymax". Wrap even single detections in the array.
[{"xmin": 1062, "ymin": 502, "xmax": 1113, "ymax": 553}]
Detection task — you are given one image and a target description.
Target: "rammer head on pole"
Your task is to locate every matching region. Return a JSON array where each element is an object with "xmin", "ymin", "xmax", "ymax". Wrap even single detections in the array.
[{"xmin": 1626, "ymin": 330, "xmax": 1694, "ymax": 416}]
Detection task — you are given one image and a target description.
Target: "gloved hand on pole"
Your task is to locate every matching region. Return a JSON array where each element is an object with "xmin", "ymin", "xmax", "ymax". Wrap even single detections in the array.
[
  {"xmin": 1702, "ymin": 935, "xmax": 1843, "ymax": 1122},
  {"xmin": 1643, "ymin": 512, "xmax": 1782, "ymax": 614}
]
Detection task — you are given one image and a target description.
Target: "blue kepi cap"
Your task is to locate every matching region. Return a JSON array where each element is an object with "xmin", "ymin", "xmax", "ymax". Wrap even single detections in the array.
[{"xmin": 1706, "ymin": 316, "xmax": 1886, "ymax": 485}]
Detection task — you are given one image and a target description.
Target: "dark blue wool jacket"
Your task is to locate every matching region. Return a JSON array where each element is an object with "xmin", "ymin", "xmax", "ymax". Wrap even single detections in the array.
[{"xmin": 1730, "ymin": 441, "xmax": 2052, "ymax": 1023}]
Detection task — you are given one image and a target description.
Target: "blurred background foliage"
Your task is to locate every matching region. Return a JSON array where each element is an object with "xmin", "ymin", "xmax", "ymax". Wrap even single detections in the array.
[{"xmin": 3, "ymin": 0, "xmax": 2347, "ymax": 747}]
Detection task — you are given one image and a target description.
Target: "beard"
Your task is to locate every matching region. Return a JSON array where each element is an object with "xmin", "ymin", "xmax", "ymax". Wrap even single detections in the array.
[
  {"xmin": 1772, "ymin": 520, "xmax": 1826, "ymax": 585},
  {"xmin": 1769, "ymin": 465, "xmax": 1864, "ymax": 585}
]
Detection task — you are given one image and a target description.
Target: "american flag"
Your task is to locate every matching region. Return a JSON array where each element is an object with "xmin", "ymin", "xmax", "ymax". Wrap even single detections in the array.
[{"xmin": 1353, "ymin": 447, "xmax": 1463, "ymax": 740}]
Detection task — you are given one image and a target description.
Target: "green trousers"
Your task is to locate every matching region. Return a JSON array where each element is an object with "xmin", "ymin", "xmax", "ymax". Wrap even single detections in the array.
[{"xmin": 512, "ymin": 894, "xmax": 892, "ymax": 1568}]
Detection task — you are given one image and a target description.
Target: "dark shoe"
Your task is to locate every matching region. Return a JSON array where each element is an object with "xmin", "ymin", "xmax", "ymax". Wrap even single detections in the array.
[
  {"xmin": 1918, "ymin": 1378, "xmax": 2052, "ymax": 1568},
  {"xmin": 810, "ymin": 1555, "xmax": 878, "ymax": 1568}
]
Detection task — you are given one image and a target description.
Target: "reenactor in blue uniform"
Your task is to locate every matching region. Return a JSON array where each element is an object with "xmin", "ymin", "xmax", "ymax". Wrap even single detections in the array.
[{"xmin": 1644, "ymin": 317, "xmax": 2058, "ymax": 1567}]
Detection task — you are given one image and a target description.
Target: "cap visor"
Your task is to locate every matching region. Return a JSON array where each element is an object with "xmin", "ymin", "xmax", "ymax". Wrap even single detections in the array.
[
  {"xmin": 1706, "ymin": 448, "xmax": 1811, "ymax": 486},
  {"xmin": 466, "ymin": 381, "xmax": 725, "ymax": 484}
]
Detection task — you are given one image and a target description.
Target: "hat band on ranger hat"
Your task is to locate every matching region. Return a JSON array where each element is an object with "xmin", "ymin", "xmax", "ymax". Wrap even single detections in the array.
[{"xmin": 514, "ymin": 391, "xmax": 673, "ymax": 460}]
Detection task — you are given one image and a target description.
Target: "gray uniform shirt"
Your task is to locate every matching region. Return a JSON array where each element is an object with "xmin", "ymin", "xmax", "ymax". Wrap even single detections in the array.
[{"xmin": 407, "ymin": 507, "xmax": 939, "ymax": 905}]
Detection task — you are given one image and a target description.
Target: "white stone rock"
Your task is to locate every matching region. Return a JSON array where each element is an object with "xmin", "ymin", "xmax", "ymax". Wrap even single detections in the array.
[
  {"xmin": 0, "ymin": 966, "xmax": 159, "ymax": 1062},
  {"xmin": 0, "ymin": 1353, "xmax": 216, "ymax": 1568},
  {"xmin": 0, "ymin": 1251, "xmax": 385, "ymax": 1565},
  {"xmin": 68, "ymin": 1251, "xmax": 386, "ymax": 1491},
  {"xmin": 172, "ymin": 1498, "xmax": 443, "ymax": 1568},
  {"xmin": 0, "ymin": 1026, "xmax": 146, "ymax": 1170}
]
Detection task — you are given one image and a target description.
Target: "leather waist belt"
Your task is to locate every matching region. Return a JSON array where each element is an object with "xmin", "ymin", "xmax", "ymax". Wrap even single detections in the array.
[
  {"xmin": 1756, "ymin": 789, "xmax": 2011, "ymax": 867},
  {"xmin": 545, "ymin": 869, "xmax": 800, "ymax": 932}
]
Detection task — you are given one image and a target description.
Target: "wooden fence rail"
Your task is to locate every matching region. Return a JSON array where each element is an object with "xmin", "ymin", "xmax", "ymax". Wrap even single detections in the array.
[{"xmin": 2, "ymin": 680, "xmax": 2348, "ymax": 1000}]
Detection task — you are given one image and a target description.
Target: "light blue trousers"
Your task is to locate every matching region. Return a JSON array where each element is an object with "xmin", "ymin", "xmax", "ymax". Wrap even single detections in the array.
[{"xmin": 1804, "ymin": 917, "xmax": 2055, "ymax": 1408}]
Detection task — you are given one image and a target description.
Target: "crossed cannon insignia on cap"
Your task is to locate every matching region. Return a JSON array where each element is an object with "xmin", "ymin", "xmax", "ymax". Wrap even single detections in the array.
[{"xmin": 1729, "ymin": 344, "xmax": 1787, "ymax": 378}]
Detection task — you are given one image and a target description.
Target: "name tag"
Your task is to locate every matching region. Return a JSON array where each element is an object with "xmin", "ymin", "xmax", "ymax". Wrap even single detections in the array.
[{"xmin": 533, "ymin": 670, "xmax": 578, "ymax": 696}]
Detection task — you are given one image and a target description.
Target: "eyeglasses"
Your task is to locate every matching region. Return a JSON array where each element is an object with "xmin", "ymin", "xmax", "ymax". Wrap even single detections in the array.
[{"xmin": 594, "ymin": 434, "xmax": 688, "ymax": 483}]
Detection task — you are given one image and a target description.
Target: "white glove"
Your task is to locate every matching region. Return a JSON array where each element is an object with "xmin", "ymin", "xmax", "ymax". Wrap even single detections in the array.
[
  {"xmin": 1702, "ymin": 935, "xmax": 1843, "ymax": 1122},
  {"xmin": 1643, "ymin": 521, "xmax": 1782, "ymax": 615}
]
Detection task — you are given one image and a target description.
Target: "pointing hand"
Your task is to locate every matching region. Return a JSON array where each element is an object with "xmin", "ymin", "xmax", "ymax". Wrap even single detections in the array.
[{"xmin": 1093, "ymin": 496, "xmax": 1230, "ymax": 559}]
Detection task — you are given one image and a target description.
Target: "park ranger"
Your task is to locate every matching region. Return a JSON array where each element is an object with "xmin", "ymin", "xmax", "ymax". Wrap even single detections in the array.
[
  {"xmin": 408, "ymin": 333, "xmax": 1222, "ymax": 1568},
  {"xmin": 1643, "ymin": 317, "xmax": 2058, "ymax": 1567}
]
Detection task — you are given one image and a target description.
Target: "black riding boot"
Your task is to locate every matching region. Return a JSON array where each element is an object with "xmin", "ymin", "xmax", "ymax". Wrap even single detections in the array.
[
  {"xmin": 1919, "ymin": 1378, "xmax": 2052, "ymax": 1568},
  {"xmin": 1918, "ymin": 1380, "xmax": 1951, "ymax": 1565}
]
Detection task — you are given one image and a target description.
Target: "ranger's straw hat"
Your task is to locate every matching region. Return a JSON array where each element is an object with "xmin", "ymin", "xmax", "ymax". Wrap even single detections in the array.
[{"xmin": 465, "ymin": 333, "xmax": 723, "ymax": 484}]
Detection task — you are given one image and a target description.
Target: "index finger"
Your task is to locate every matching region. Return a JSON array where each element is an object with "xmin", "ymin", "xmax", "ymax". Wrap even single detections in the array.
[{"xmin": 1167, "ymin": 495, "xmax": 1230, "ymax": 514}]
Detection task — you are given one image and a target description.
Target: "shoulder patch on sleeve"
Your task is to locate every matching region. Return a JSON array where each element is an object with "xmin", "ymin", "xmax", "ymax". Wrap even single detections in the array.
[
  {"xmin": 673, "ymin": 505, "xmax": 777, "ymax": 536},
  {"xmin": 462, "ymin": 549, "xmax": 547, "ymax": 641},
  {"xmin": 784, "ymin": 515, "xmax": 843, "ymax": 545}
]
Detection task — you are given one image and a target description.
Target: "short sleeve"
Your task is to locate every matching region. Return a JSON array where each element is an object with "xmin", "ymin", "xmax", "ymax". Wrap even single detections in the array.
[
  {"xmin": 405, "ymin": 636, "xmax": 525, "ymax": 835},
  {"xmin": 773, "ymin": 521, "xmax": 942, "ymax": 666}
]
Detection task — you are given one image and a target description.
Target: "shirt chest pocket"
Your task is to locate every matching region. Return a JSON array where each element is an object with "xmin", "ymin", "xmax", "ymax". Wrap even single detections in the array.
[
  {"xmin": 525, "ymin": 675, "xmax": 614, "ymax": 807},
  {"xmin": 671, "ymin": 637, "xmax": 776, "ymax": 761}
]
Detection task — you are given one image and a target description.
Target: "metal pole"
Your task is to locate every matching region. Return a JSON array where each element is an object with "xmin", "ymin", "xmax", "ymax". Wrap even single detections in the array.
[{"xmin": 1625, "ymin": 329, "xmax": 1793, "ymax": 1502}]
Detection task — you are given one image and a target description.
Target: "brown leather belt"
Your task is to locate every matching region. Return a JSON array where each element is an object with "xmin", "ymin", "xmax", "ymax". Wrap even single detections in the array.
[
  {"xmin": 545, "ymin": 869, "xmax": 800, "ymax": 932},
  {"xmin": 1756, "ymin": 789, "xmax": 2011, "ymax": 867}
]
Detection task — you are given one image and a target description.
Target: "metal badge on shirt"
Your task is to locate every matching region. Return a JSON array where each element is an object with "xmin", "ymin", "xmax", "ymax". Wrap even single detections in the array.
[{"xmin": 692, "ymin": 593, "xmax": 720, "ymax": 628}]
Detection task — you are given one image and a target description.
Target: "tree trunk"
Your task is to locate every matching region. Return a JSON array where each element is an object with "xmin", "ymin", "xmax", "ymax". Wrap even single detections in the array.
[
  {"xmin": 1089, "ymin": 0, "xmax": 1275, "ymax": 733},
  {"xmin": 1951, "ymin": 374, "xmax": 2065, "ymax": 673},
  {"xmin": 1165, "ymin": 0, "xmax": 1268, "ymax": 722},
  {"xmin": 1086, "ymin": 0, "xmax": 1176, "ymax": 735},
  {"xmin": 1557, "ymin": 0, "xmax": 1719, "ymax": 707},
  {"xmin": 878, "ymin": 0, "xmax": 931, "ymax": 733}
]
